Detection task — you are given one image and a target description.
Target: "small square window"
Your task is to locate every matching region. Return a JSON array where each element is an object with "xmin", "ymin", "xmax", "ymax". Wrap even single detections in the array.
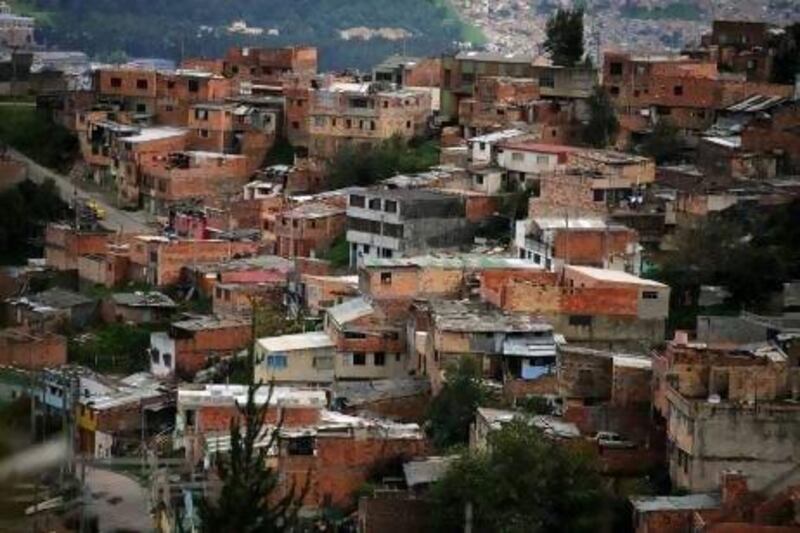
[
  {"xmin": 673, "ymin": 85, "xmax": 683, "ymax": 96},
  {"xmin": 381, "ymin": 272, "xmax": 392, "ymax": 285},
  {"xmin": 374, "ymin": 352, "xmax": 386, "ymax": 366},
  {"xmin": 642, "ymin": 291, "xmax": 659, "ymax": 300},
  {"xmin": 136, "ymin": 79, "xmax": 148, "ymax": 90},
  {"xmin": 569, "ymin": 315, "xmax": 592, "ymax": 327},
  {"xmin": 609, "ymin": 86, "xmax": 620, "ymax": 96},
  {"xmin": 110, "ymin": 77, "xmax": 122, "ymax": 88},
  {"xmin": 353, "ymin": 353, "xmax": 366, "ymax": 366}
]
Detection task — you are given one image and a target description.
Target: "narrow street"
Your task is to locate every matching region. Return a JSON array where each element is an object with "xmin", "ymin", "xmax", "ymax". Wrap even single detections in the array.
[{"xmin": 6, "ymin": 147, "xmax": 153, "ymax": 234}]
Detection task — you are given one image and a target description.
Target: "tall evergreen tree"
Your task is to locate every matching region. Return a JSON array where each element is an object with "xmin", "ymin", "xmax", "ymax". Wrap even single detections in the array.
[
  {"xmin": 198, "ymin": 380, "xmax": 308, "ymax": 532},
  {"xmin": 543, "ymin": 7, "xmax": 585, "ymax": 67},
  {"xmin": 583, "ymin": 86, "xmax": 619, "ymax": 148}
]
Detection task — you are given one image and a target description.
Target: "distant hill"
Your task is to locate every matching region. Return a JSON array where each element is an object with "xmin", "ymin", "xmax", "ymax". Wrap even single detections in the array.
[{"xmin": 12, "ymin": 0, "xmax": 483, "ymax": 70}]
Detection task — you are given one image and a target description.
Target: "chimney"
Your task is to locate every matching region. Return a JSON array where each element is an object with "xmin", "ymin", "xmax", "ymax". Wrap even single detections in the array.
[{"xmin": 721, "ymin": 470, "xmax": 749, "ymax": 507}]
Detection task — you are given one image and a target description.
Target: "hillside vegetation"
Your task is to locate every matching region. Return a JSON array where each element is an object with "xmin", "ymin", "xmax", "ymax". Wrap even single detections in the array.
[{"xmin": 13, "ymin": 0, "xmax": 482, "ymax": 69}]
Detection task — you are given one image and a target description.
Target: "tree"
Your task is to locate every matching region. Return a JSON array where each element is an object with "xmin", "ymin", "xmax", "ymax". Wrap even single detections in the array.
[
  {"xmin": 425, "ymin": 358, "xmax": 491, "ymax": 450},
  {"xmin": 770, "ymin": 23, "xmax": 800, "ymax": 84},
  {"xmin": 582, "ymin": 86, "xmax": 619, "ymax": 148},
  {"xmin": 198, "ymin": 381, "xmax": 308, "ymax": 532},
  {"xmin": 429, "ymin": 420, "xmax": 607, "ymax": 533},
  {"xmin": 543, "ymin": 7, "xmax": 585, "ymax": 67},
  {"xmin": 325, "ymin": 136, "xmax": 438, "ymax": 190},
  {"xmin": 640, "ymin": 119, "xmax": 685, "ymax": 164}
]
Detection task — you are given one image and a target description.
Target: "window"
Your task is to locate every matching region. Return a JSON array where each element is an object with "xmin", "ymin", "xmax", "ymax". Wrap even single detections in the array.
[
  {"xmin": 536, "ymin": 155, "xmax": 549, "ymax": 165},
  {"xmin": 136, "ymin": 103, "xmax": 147, "ymax": 113},
  {"xmin": 353, "ymin": 353, "xmax": 366, "ymax": 366},
  {"xmin": 110, "ymin": 77, "xmax": 122, "ymax": 88},
  {"xmin": 185, "ymin": 410, "xmax": 196, "ymax": 428},
  {"xmin": 368, "ymin": 198, "xmax": 382, "ymax": 211},
  {"xmin": 569, "ymin": 315, "xmax": 592, "ymax": 327},
  {"xmin": 461, "ymin": 72, "xmax": 475, "ymax": 84},
  {"xmin": 444, "ymin": 68, "xmax": 452, "ymax": 86},
  {"xmin": 351, "ymin": 98, "xmax": 369, "ymax": 108},
  {"xmin": 167, "ymin": 80, "xmax": 176, "ymax": 89},
  {"xmin": 533, "ymin": 253, "xmax": 541, "ymax": 265},
  {"xmin": 383, "ymin": 223, "xmax": 403, "ymax": 238},
  {"xmin": 381, "ymin": 272, "xmax": 392, "ymax": 285},
  {"xmin": 287, "ymin": 436, "xmax": 314, "ymax": 455},
  {"xmin": 381, "ymin": 248, "xmax": 393, "ymax": 258},
  {"xmin": 292, "ymin": 121, "xmax": 300, "ymax": 129},
  {"xmin": 349, "ymin": 194, "xmax": 366, "ymax": 208},
  {"xmin": 475, "ymin": 174, "xmax": 484, "ymax": 185},
  {"xmin": 195, "ymin": 109, "xmax": 209, "ymax": 121},
  {"xmin": 313, "ymin": 356, "xmax": 334, "ymax": 370},
  {"xmin": 162, "ymin": 353, "xmax": 172, "ymax": 367},
  {"xmin": 266, "ymin": 355, "xmax": 288, "ymax": 369},
  {"xmin": 314, "ymin": 116, "xmax": 325, "ymax": 127},
  {"xmin": 406, "ymin": 121, "xmax": 412, "ymax": 129},
  {"xmin": 673, "ymin": 85, "xmax": 683, "ymax": 96},
  {"xmin": 374, "ymin": 352, "xmax": 386, "ymax": 366},
  {"xmin": 539, "ymin": 73, "xmax": 555, "ymax": 88},
  {"xmin": 136, "ymin": 79, "xmax": 148, "ymax": 90},
  {"xmin": 609, "ymin": 86, "xmax": 620, "ymax": 96},
  {"xmin": 642, "ymin": 291, "xmax": 659, "ymax": 300},
  {"xmin": 609, "ymin": 62, "xmax": 623, "ymax": 76},
  {"xmin": 593, "ymin": 189, "xmax": 605, "ymax": 202},
  {"xmin": 345, "ymin": 119, "xmax": 352, "ymax": 129},
  {"xmin": 384, "ymin": 200, "xmax": 397, "ymax": 213},
  {"xmin": 150, "ymin": 349, "xmax": 159, "ymax": 364},
  {"xmin": 198, "ymin": 129, "xmax": 209, "ymax": 138},
  {"xmin": 370, "ymin": 120, "xmax": 376, "ymax": 131},
  {"xmin": 383, "ymin": 101, "xmax": 389, "ymax": 108}
]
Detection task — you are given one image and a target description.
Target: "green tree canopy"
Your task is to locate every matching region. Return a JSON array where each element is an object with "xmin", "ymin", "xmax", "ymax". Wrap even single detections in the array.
[
  {"xmin": 543, "ymin": 7, "xmax": 585, "ymax": 67},
  {"xmin": 640, "ymin": 118, "xmax": 685, "ymax": 164},
  {"xmin": 199, "ymin": 381, "xmax": 308, "ymax": 532},
  {"xmin": 430, "ymin": 419, "xmax": 607, "ymax": 533},
  {"xmin": 325, "ymin": 136, "xmax": 438, "ymax": 190},
  {"xmin": 771, "ymin": 23, "xmax": 800, "ymax": 84},
  {"xmin": 425, "ymin": 358, "xmax": 491, "ymax": 450},
  {"xmin": 656, "ymin": 200, "xmax": 800, "ymax": 317},
  {"xmin": 582, "ymin": 86, "xmax": 619, "ymax": 148}
]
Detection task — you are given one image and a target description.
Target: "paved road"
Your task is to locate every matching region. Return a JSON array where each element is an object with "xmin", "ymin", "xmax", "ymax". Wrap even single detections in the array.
[
  {"xmin": 84, "ymin": 467, "xmax": 153, "ymax": 532},
  {"xmin": 7, "ymin": 147, "xmax": 152, "ymax": 234}
]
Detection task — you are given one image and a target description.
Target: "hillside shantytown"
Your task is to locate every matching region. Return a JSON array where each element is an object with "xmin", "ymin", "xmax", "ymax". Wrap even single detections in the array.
[{"xmin": 1, "ymin": 0, "xmax": 800, "ymax": 531}]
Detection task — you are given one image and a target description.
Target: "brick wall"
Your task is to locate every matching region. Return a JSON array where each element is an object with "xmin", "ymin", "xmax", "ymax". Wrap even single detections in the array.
[
  {"xmin": 278, "ymin": 435, "xmax": 430, "ymax": 510},
  {"xmin": 174, "ymin": 323, "xmax": 253, "ymax": 376},
  {"xmin": 0, "ymin": 329, "xmax": 67, "ymax": 369},
  {"xmin": 196, "ymin": 404, "xmax": 321, "ymax": 433},
  {"xmin": 528, "ymin": 173, "xmax": 607, "ymax": 218},
  {"xmin": 358, "ymin": 492, "xmax": 433, "ymax": 533}
]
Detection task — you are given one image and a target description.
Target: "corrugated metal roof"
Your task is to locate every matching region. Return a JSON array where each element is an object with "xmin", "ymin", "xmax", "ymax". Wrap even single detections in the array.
[
  {"xmin": 363, "ymin": 254, "xmax": 543, "ymax": 270},
  {"xmin": 631, "ymin": 494, "xmax": 720, "ymax": 513},
  {"xmin": 327, "ymin": 297, "xmax": 374, "ymax": 325},
  {"xmin": 726, "ymin": 94, "xmax": 787, "ymax": 113},
  {"xmin": 403, "ymin": 457, "xmax": 455, "ymax": 487},
  {"xmin": 257, "ymin": 331, "xmax": 334, "ymax": 353}
]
